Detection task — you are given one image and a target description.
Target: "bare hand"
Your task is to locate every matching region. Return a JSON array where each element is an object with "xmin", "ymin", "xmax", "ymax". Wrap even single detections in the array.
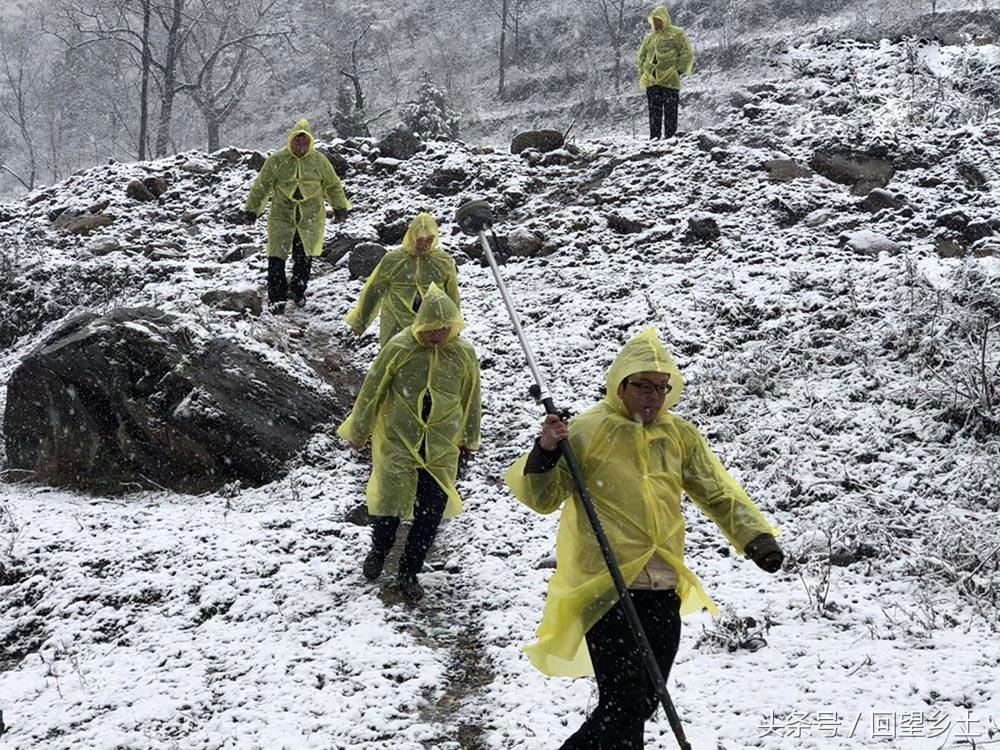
[
  {"xmin": 539, "ymin": 413, "xmax": 569, "ymax": 451},
  {"xmin": 348, "ymin": 442, "xmax": 363, "ymax": 453}
]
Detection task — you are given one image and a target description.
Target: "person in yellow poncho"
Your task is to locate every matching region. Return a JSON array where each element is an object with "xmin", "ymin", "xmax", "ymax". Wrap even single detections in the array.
[
  {"xmin": 345, "ymin": 212, "xmax": 461, "ymax": 347},
  {"xmin": 505, "ymin": 328, "xmax": 782, "ymax": 749},
  {"xmin": 242, "ymin": 119, "xmax": 351, "ymax": 313},
  {"xmin": 637, "ymin": 6, "xmax": 694, "ymax": 139},
  {"xmin": 337, "ymin": 283, "xmax": 481, "ymax": 601}
]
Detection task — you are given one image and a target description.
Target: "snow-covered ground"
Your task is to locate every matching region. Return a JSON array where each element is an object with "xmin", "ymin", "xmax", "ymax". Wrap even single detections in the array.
[{"xmin": 1, "ymin": 39, "xmax": 999, "ymax": 749}]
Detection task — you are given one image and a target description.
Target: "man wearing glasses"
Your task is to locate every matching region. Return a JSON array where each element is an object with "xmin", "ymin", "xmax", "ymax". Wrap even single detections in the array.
[{"xmin": 505, "ymin": 327, "xmax": 783, "ymax": 749}]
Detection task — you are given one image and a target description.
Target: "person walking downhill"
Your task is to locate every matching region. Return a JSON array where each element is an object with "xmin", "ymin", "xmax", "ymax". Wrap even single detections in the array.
[
  {"xmin": 242, "ymin": 119, "xmax": 351, "ymax": 314},
  {"xmin": 345, "ymin": 212, "xmax": 461, "ymax": 347},
  {"xmin": 637, "ymin": 6, "xmax": 694, "ymax": 139},
  {"xmin": 337, "ymin": 283, "xmax": 481, "ymax": 601},
  {"xmin": 505, "ymin": 328, "xmax": 784, "ymax": 749}
]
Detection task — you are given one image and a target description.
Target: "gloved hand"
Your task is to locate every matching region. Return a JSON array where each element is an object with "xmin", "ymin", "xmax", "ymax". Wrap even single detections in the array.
[
  {"xmin": 745, "ymin": 533, "xmax": 784, "ymax": 573},
  {"xmin": 238, "ymin": 209, "xmax": 258, "ymax": 225},
  {"xmin": 334, "ymin": 208, "xmax": 348, "ymax": 223}
]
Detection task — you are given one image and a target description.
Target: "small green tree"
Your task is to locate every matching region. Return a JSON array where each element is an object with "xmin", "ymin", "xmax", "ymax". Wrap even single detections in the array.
[{"xmin": 399, "ymin": 75, "xmax": 459, "ymax": 140}]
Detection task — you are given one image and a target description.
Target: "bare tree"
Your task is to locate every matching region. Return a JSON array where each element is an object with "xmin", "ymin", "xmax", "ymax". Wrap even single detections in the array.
[
  {"xmin": 180, "ymin": 0, "xmax": 290, "ymax": 152},
  {"xmin": 588, "ymin": 0, "xmax": 634, "ymax": 94},
  {"xmin": 0, "ymin": 18, "xmax": 44, "ymax": 190},
  {"xmin": 45, "ymin": 0, "xmax": 156, "ymax": 159},
  {"xmin": 340, "ymin": 20, "xmax": 374, "ymax": 112}
]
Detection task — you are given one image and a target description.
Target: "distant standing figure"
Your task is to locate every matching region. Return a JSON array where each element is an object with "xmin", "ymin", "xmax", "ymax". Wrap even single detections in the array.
[
  {"xmin": 242, "ymin": 119, "xmax": 351, "ymax": 314},
  {"xmin": 637, "ymin": 6, "xmax": 694, "ymax": 139}
]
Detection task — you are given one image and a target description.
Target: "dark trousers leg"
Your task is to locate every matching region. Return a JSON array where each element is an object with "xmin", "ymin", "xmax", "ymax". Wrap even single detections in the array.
[
  {"xmin": 370, "ymin": 515, "xmax": 401, "ymax": 553},
  {"xmin": 398, "ymin": 469, "xmax": 448, "ymax": 577},
  {"xmin": 290, "ymin": 233, "xmax": 312, "ymax": 301},
  {"xmin": 267, "ymin": 256, "xmax": 288, "ymax": 304},
  {"xmin": 560, "ymin": 590, "xmax": 682, "ymax": 750},
  {"xmin": 647, "ymin": 86, "xmax": 664, "ymax": 139},
  {"xmin": 663, "ymin": 88, "xmax": 679, "ymax": 138}
]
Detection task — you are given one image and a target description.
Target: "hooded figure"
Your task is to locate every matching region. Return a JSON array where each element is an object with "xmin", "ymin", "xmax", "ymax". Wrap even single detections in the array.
[
  {"xmin": 346, "ymin": 213, "xmax": 461, "ymax": 346},
  {"xmin": 636, "ymin": 6, "xmax": 694, "ymax": 139},
  {"xmin": 338, "ymin": 283, "xmax": 481, "ymax": 600},
  {"xmin": 505, "ymin": 328, "xmax": 781, "ymax": 749},
  {"xmin": 244, "ymin": 119, "xmax": 351, "ymax": 312}
]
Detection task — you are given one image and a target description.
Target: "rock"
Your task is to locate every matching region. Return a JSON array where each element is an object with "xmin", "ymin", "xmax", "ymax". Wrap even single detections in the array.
[
  {"xmin": 540, "ymin": 149, "xmax": 577, "ymax": 167},
  {"xmin": 126, "ymin": 179, "xmax": 157, "ymax": 202},
  {"xmin": 809, "ymin": 150, "xmax": 894, "ymax": 193},
  {"xmin": 321, "ymin": 235, "xmax": 358, "ymax": 264},
  {"xmin": 858, "ymin": 188, "xmax": 906, "ymax": 213},
  {"xmin": 318, "ymin": 147, "xmax": 350, "ymax": 176},
  {"xmin": 348, "ymin": 242, "xmax": 386, "ymax": 280},
  {"xmin": 957, "ymin": 162, "xmax": 987, "ymax": 189},
  {"xmin": 964, "ymin": 220, "xmax": 994, "ymax": 244},
  {"xmin": 763, "ymin": 159, "xmax": 812, "ymax": 182},
  {"xmin": 709, "ymin": 148, "xmax": 729, "ymax": 164},
  {"xmin": 201, "ymin": 288, "xmax": 263, "ymax": 316},
  {"xmin": 220, "ymin": 244, "xmax": 257, "ymax": 263},
  {"xmin": 935, "ymin": 238, "xmax": 964, "ymax": 258},
  {"xmin": 3, "ymin": 307, "xmax": 356, "ymax": 494},
  {"xmin": 506, "ymin": 227, "xmax": 544, "ymax": 257},
  {"xmin": 378, "ymin": 218, "xmax": 408, "ymax": 245},
  {"xmin": 607, "ymin": 213, "xmax": 648, "ymax": 234},
  {"xmin": 683, "ymin": 217, "xmax": 720, "ymax": 243},
  {"xmin": 212, "ymin": 147, "xmax": 242, "ymax": 163},
  {"xmin": 372, "ymin": 157, "xmax": 402, "ymax": 173},
  {"xmin": 54, "ymin": 212, "xmax": 114, "ymax": 235},
  {"xmin": 842, "ymin": 230, "xmax": 900, "ymax": 255},
  {"xmin": 143, "ymin": 176, "xmax": 169, "ymax": 198},
  {"xmin": 376, "ymin": 127, "xmax": 423, "ymax": 160},
  {"xmin": 344, "ymin": 502, "xmax": 371, "ymax": 526},
  {"xmin": 697, "ymin": 132, "xmax": 728, "ymax": 152},
  {"xmin": 511, "ymin": 129, "xmax": 564, "ymax": 155},
  {"xmin": 88, "ymin": 199, "xmax": 111, "ymax": 214},
  {"xmin": 89, "ymin": 237, "xmax": 122, "ymax": 256},
  {"xmin": 421, "ymin": 167, "xmax": 469, "ymax": 197},
  {"xmin": 936, "ymin": 209, "xmax": 970, "ymax": 231},
  {"xmin": 180, "ymin": 160, "xmax": 213, "ymax": 174},
  {"xmin": 802, "ymin": 208, "xmax": 837, "ymax": 227},
  {"xmin": 729, "ymin": 90, "xmax": 753, "ymax": 109},
  {"xmin": 247, "ymin": 152, "xmax": 266, "ymax": 172}
]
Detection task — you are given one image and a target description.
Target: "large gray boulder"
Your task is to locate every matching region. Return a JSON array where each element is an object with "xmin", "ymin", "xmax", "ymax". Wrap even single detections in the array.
[
  {"xmin": 511, "ymin": 129, "xmax": 564, "ymax": 155},
  {"xmin": 809, "ymin": 150, "xmax": 895, "ymax": 195},
  {"xmin": 3, "ymin": 307, "xmax": 356, "ymax": 494}
]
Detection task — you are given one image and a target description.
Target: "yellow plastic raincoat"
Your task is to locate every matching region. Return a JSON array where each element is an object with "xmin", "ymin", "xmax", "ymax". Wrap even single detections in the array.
[
  {"xmin": 245, "ymin": 119, "xmax": 351, "ymax": 260},
  {"xmin": 637, "ymin": 6, "xmax": 694, "ymax": 91},
  {"xmin": 505, "ymin": 328, "xmax": 779, "ymax": 678},
  {"xmin": 337, "ymin": 283, "xmax": 481, "ymax": 520},
  {"xmin": 345, "ymin": 213, "xmax": 461, "ymax": 346}
]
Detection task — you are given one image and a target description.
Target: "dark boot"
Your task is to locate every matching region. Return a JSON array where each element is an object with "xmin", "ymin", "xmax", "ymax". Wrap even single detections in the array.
[
  {"xmin": 363, "ymin": 546, "xmax": 389, "ymax": 581},
  {"xmin": 398, "ymin": 573, "xmax": 425, "ymax": 601}
]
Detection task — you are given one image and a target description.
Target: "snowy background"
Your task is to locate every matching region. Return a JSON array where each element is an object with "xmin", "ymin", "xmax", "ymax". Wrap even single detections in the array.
[{"xmin": 2, "ymin": 15, "xmax": 1000, "ymax": 750}]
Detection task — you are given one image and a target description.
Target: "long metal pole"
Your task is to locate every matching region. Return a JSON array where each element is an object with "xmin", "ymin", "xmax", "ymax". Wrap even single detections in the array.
[{"xmin": 474, "ymin": 228, "xmax": 692, "ymax": 750}]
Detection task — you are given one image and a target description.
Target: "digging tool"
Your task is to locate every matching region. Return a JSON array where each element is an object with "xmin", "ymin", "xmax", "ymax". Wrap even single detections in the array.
[{"xmin": 455, "ymin": 199, "xmax": 693, "ymax": 750}]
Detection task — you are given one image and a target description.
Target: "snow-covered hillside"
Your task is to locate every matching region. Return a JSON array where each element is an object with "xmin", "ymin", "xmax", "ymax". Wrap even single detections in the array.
[{"xmin": 1, "ymin": 38, "xmax": 999, "ymax": 749}]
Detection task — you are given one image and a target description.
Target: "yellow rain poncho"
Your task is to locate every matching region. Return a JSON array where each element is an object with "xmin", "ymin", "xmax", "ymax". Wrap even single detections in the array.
[
  {"xmin": 637, "ymin": 6, "xmax": 694, "ymax": 91},
  {"xmin": 505, "ymin": 328, "xmax": 779, "ymax": 678},
  {"xmin": 245, "ymin": 119, "xmax": 351, "ymax": 259},
  {"xmin": 345, "ymin": 213, "xmax": 461, "ymax": 346},
  {"xmin": 337, "ymin": 283, "xmax": 481, "ymax": 520}
]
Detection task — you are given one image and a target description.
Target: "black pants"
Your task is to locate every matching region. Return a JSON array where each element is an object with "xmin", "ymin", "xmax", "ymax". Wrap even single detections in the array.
[
  {"xmin": 370, "ymin": 469, "xmax": 448, "ymax": 577},
  {"xmin": 647, "ymin": 86, "xmax": 679, "ymax": 139},
  {"xmin": 560, "ymin": 590, "xmax": 682, "ymax": 750},
  {"xmin": 267, "ymin": 232, "xmax": 312, "ymax": 305}
]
